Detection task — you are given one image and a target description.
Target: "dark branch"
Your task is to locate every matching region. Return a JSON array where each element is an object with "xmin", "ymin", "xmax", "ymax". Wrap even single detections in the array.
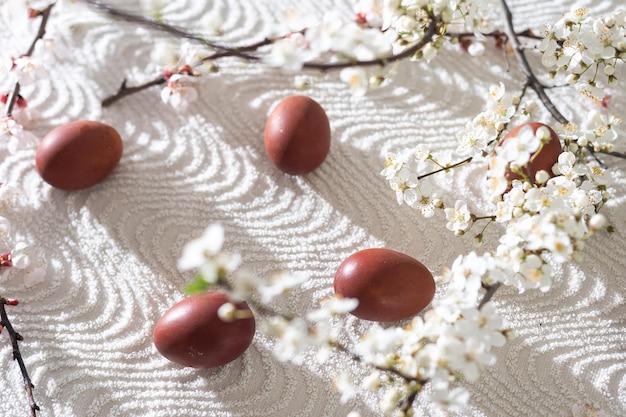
[
  {"xmin": 478, "ymin": 283, "xmax": 502, "ymax": 309},
  {"xmin": 83, "ymin": 0, "xmax": 259, "ymax": 60},
  {"xmin": 1, "ymin": 299, "xmax": 40, "ymax": 417},
  {"xmin": 102, "ymin": 76, "xmax": 166, "ymax": 107},
  {"xmin": 500, "ymin": 0, "xmax": 569, "ymax": 125}
]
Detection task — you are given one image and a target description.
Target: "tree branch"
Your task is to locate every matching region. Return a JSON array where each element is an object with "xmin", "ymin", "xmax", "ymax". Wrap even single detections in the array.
[
  {"xmin": 5, "ymin": 3, "xmax": 55, "ymax": 117},
  {"xmin": 0, "ymin": 298, "xmax": 40, "ymax": 417},
  {"xmin": 102, "ymin": 76, "xmax": 166, "ymax": 107},
  {"xmin": 500, "ymin": 0, "xmax": 569, "ymax": 125}
]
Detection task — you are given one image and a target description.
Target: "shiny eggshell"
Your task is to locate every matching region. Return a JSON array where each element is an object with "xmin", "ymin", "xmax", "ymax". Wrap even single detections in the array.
[
  {"xmin": 499, "ymin": 122, "xmax": 562, "ymax": 185},
  {"xmin": 36, "ymin": 120, "xmax": 123, "ymax": 190},
  {"xmin": 334, "ymin": 248, "xmax": 436, "ymax": 322},
  {"xmin": 153, "ymin": 291, "xmax": 255, "ymax": 368},
  {"xmin": 264, "ymin": 95, "xmax": 331, "ymax": 175}
]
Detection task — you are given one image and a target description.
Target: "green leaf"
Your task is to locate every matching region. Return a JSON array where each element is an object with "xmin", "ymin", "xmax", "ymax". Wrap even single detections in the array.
[{"xmin": 183, "ymin": 275, "xmax": 210, "ymax": 295}]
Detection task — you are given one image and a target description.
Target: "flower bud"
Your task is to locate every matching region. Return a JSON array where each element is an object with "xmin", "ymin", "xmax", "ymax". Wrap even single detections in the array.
[
  {"xmin": 535, "ymin": 170, "xmax": 550, "ymax": 184},
  {"xmin": 566, "ymin": 73, "xmax": 579, "ymax": 85},
  {"xmin": 0, "ymin": 253, "xmax": 11, "ymax": 267},
  {"xmin": 217, "ymin": 302, "xmax": 236, "ymax": 322},
  {"xmin": 589, "ymin": 213, "xmax": 608, "ymax": 230},
  {"xmin": 603, "ymin": 64, "xmax": 615, "ymax": 76},
  {"xmin": 608, "ymin": 75, "xmax": 618, "ymax": 87},
  {"xmin": 4, "ymin": 298, "xmax": 19, "ymax": 306}
]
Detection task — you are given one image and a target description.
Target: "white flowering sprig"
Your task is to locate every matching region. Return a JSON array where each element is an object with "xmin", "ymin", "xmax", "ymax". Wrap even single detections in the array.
[
  {"xmin": 0, "ymin": 4, "xmax": 58, "ymax": 415},
  {"xmin": 179, "ymin": 224, "xmax": 511, "ymax": 415},
  {"xmin": 385, "ymin": 78, "xmax": 620, "ymax": 293},
  {"xmin": 0, "ymin": 2, "xmax": 55, "ymax": 154},
  {"xmin": 539, "ymin": 7, "xmax": 626, "ymax": 99},
  {"xmin": 178, "ymin": 223, "xmax": 361, "ymax": 367},
  {"xmin": 94, "ymin": 0, "xmax": 530, "ymax": 104}
]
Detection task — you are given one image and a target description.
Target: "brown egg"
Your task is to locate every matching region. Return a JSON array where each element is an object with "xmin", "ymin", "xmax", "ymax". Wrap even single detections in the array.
[
  {"xmin": 36, "ymin": 120, "xmax": 123, "ymax": 190},
  {"xmin": 334, "ymin": 248, "xmax": 436, "ymax": 322},
  {"xmin": 264, "ymin": 95, "xmax": 331, "ymax": 175},
  {"xmin": 498, "ymin": 122, "xmax": 562, "ymax": 186},
  {"xmin": 153, "ymin": 291, "xmax": 255, "ymax": 368}
]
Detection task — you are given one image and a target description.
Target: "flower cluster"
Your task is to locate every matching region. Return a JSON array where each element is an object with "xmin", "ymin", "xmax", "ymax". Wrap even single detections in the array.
[
  {"xmin": 540, "ymin": 6, "xmax": 626, "ymax": 100},
  {"xmin": 181, "ymin": 225, "xmax": 510, "ymax": 415},
  {"xmin": 152, "ymin": 42, "xmax": 218, "ymax": 111},
  {"xmin": 178, "ymin": 224, "xmax": 359, "ymax": 364},
  {"xmin": 383, "ymin": 81, "xmax": 621, "ymax": 293}
]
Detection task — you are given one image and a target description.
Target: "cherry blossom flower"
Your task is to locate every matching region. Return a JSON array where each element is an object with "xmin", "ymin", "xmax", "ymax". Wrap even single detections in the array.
[
  {"xmin": 160, "ymin": 74, "xmax": 199, "ymax": 111},
  {"xmin": 445, "ymin": 200, "xmax": 472, "ymax": 234},
  {"xmin": 257, "ymin": 271, "xmax": 309, "ymax": 303},
  {"xmin": 177, "ymin": 223, "xmax": 241, "ymax": 283}
]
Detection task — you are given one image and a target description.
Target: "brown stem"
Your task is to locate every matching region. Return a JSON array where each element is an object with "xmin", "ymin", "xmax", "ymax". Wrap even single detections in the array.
[
  {"xmin": 500, "ymin": 0, "xmax": 569, "ymax": 125},
  {"xmin": 83, "ymin": 0, "xmax": 259, "ymax": 60},
  {"xmin": 418, "ymin": 156, "xmax": 473, "ymax": 180},
  {"xmin": 449, "ymin": 28, "xmax": 542, "ymax": 41},
  {"xmin": 478, "ymin": 283, "xmax": 502, "ymax": 309},
  {"xmin": 102, "ymin": 76, "xmax": 166, "ymax": 107},
  {"xmin": 598, "ymin": 150, "xmax": 626, "ymax": 160},
  {"xmin": 5, "ymin": 83, "xmax": 21, "ymax": 118},
  {"xmin": 0, "ymin": 299, "xmax": 40, "ymax": 417},
  {"xmin": 25, "ymin": 4, "xmax": 54, "ymax": 57}
]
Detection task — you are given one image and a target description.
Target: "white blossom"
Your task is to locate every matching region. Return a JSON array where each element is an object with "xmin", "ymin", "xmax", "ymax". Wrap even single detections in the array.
[
  {"xmin": 444, "ymin": 200, "xmax": 472, "ymax": 233},
  {"xmin": 257, "ymin": 271, "xmax": 309, "ymax": 303}
]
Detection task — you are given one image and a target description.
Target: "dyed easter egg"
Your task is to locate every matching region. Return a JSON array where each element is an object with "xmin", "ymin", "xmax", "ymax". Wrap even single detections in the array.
[
  {"xmin": 264, "ymin": 95, "xmax": 331, "ymax": 175},
  {"xmin": 153, "ymin": 291, "xmax": 255, "ymax": 368},
  {"xmin": 334, "ymin": 248, "xmax": 436, "ymax": 322},
  {"xmin": 36, "ymin": 120, "xmax": 123, "ymax": 190}
]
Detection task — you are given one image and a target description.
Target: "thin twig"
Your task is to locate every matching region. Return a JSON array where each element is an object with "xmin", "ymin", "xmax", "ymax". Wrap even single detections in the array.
[
  {"xmin": 5, "ymin": 83, "xmax": 21, "ymax": 118},
  {"xmin": 101, "ymin": 76, "xmax": 166, "ymax": 107},
  {"xmin": 82, "ymin": 0, "xmax": 258, "ymax": 60},
  {"xmin": 418, "ymin": 157, "xmax": 474, "ymax": 180},
  {"xmin": 25, "ymin": 4, "xmax": 54, "ymax": 56},
  {"xmin": 500, "ymin": 0, "xmax": 569, "ymax": 125},
  {"xmin": 0, "ymin": 298, "xmax": 40, "ymax": 417},
  {"xmin": 478, "ymin": 283, "xmax": 502, "ymax": 309}
]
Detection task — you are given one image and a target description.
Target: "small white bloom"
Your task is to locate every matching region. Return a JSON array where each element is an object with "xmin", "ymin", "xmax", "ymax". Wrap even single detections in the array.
[
  {"xmin": 177, "ymin": 224, "xmax": 225, "ymax": 271},
  {"xmin": 340, "ymin": 67, "xmax": 369, "ymax": 95},
  {"xmin": 217, "ymin": 302, "xmax": 236, "ymax": 322},
  {"xmin": 161, "ymin": 74, "xmax": 198, "ymax": 111},
  {"xmin": 414, "ymin": 144, "xmax": 430, "ymax": 161},
  {"xmin": 258, "ymin": 271, "xmax": 309, "ymax": 303},
  {"xmin": 307, "ymin": 296, "xmax": 358, "ymax": 321},
  {"xmin": 334, "ymin": 372, "xmax": 357, "ymax": 403},
  {"xmin": 444, "ymin": 200, "xmax": 472, "ymax": 233}
]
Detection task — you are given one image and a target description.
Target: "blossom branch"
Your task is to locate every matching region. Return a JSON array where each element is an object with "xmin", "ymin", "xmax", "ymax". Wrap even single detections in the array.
[
  {"xmin": 5, "ymin": 3, "xmax": 55, "ymax": 117},
  {"xmin": 92, "ymin": 0, "xmax": 440, "ymax": 106},
  {"xmin": 301, "ymin": 16, "xmax": 439, "ymax": 71},
  {"xmin": 0, "ymin": 298, "xmax": 40, "ymax": 417}
]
